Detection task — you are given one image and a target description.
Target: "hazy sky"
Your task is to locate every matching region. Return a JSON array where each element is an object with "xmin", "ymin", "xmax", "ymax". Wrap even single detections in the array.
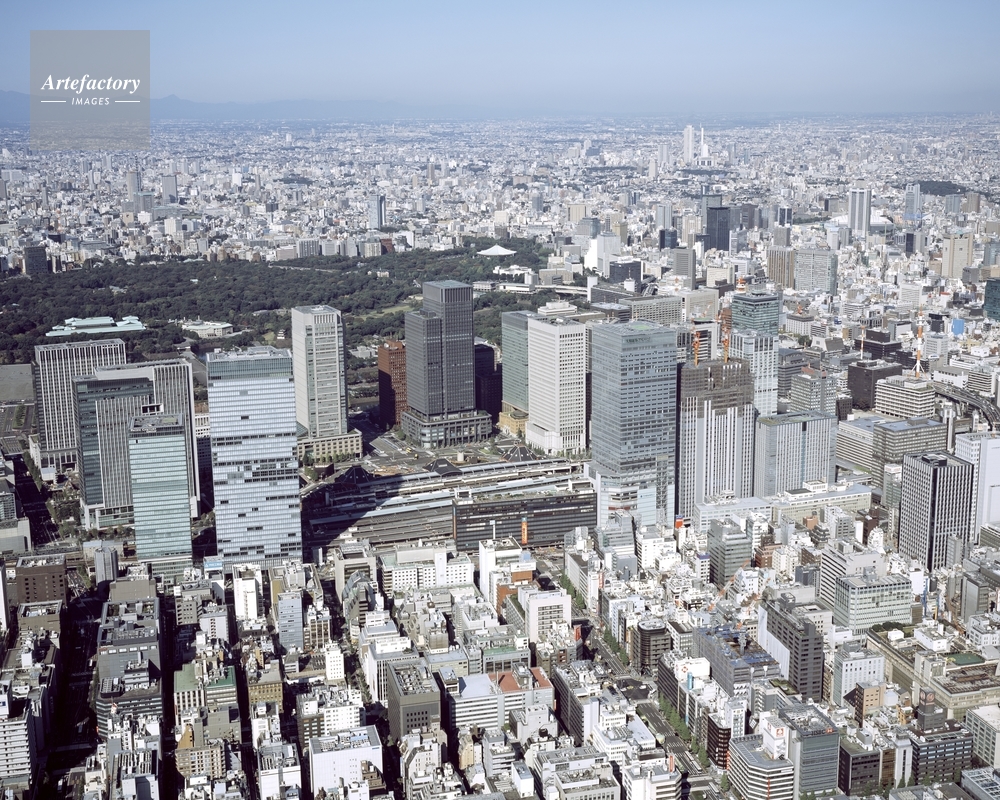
[{"xmin": 5, "ymin": 0, "xmax": 1000, "ymax": 114}]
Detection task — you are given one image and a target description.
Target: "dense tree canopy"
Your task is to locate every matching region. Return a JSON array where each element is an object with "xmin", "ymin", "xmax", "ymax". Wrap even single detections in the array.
[{"xmin": 0, "ymin": 237, "xmax": 553, "ymax": 364}]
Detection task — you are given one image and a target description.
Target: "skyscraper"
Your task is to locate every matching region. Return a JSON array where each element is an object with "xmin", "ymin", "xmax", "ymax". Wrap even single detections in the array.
[
  {"xmin": 126, "ymin": 169, "xmax": 139, "ymax": 203},
  {"xmin": 677, "ymin": 360, "xmax": 756, "ymax": 517},
  {"xmin": 22, "ymin": 246, "xmax": 48, "ymax": 276},
  {"xmin": 291, "ymin": 305, "xmax": 348, "ymax": 439},
  {"xmin": 955, "ymin": 432, "xmax": 1000, "ymax": 542},
  {"xmin": 683, "ymin": 125, "xmax": 695, "ymax": 164},
  {"xmin": 377, "ymin": 340, "xmax": 407, "ymax": 428},
  {"xmin": 161, "ymin": 174, "xmax": 178, "ymax": 204},
  {"xmin": 899, "ymin": 452, "xmax": 973, "ymax": 570},
  {"xmin": 753, "ymin": 412, "xmax": 837, "ymax": 497},
  {"xmin": 848, "ymin": 187, "xmax": 871, "ymax": 239},
  {"xmin": 74, "ymin": 360, "xmax": 199, "ymax": 529},
  {"xmin": 34, "ymin": 339, "xmax": 127, "ymax": 473},
  {"xmin": 524, "ymin": 316, "xmax": 586, "ymax": 455},
  {"xmin": 128, "ymin": 412, "xmax": 192, "ymax": 584},
  {"xmin": 207, "ymin": 347, "xmax": 301, "ymax": 572},
  {"xmin": 728, "ymin": 330, "xmax": 778, "ymax": 416},
  {"xmin": 401, "ymin": 281, "xmax": 491, "ymax": 448},
  {"xmin": 705, "ymin": 207, "xmax": 732, "ymax": 252},
  {"xmin": 500, "ymin": 310, "xmax": 539, "ymax": 415},
  {"xmin": 904, "ymin": 183, "xmax": 922, "ymax": 225},
  {"xmin": 672, "ymin": 248, "xmax": 697, "ymax": 288},
  {"xmin": 730, "ymin": 293, "xmax": 780, "ymax": 337},
  {"xmin": 984, "ymin": 281, "xmax": 1000, "ymax": 322},
  {"xmin": 793, "ymin": 249, "xmax": 838, "ymax": 295},
  {"xmin": 367, "ymin": 194, "xmax": 385, "ymax": 230},
  {"xmin": 590, "ymin": 321, "xmax": 679, "ymax": 523}
]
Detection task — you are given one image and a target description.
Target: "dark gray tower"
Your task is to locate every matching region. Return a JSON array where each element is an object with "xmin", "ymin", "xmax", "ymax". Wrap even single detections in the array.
[
  {"xmin": 401, "ymin": 281, "xmax": 490, "ymax": 448},
  {"xmin": 899, "ymin": 452, "xmax": 973, "ymax": 570}
]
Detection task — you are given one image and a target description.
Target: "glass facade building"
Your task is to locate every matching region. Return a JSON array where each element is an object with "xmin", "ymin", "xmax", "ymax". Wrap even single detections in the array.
[{"xmin": 207, "ymin": 347, "xmax": 301, "ymax": 572}]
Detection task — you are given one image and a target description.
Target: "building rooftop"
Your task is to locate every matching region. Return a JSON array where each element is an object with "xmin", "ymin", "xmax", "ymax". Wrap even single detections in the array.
[{"xmin": 309, "ymin": 725, "xmax": 381, "ymax": 753}]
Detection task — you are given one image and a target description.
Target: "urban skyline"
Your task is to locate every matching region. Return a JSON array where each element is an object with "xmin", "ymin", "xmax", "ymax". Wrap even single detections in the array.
[{"xmin": 4, "ymin": 5, "xmax": 1000, "ymax": 800}]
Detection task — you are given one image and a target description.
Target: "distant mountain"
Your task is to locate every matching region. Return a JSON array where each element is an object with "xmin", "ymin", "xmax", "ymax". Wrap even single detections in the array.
[
  {"xmin": 0, "ymin": 91, "xmax": 29, "ymax": 123},
  {"xmin": 150, "ymin": 94, "xmax": 464, "ymax": 121},
  {"xmin": 0, "ymin": 90, "xmax": 482, "ymax": 123}
]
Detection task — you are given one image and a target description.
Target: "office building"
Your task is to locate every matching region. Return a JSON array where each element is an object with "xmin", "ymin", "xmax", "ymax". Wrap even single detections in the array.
[
  {"xmin": 849, "ymin": 187, "xmax": 872, "ymax": 239},
  {"xmin": 207, "ymin": 347, "xmax": 301, "ymax": 571},
  {"xmin": 551, "ymin": 661, "xmax": 611, "ymax": 744},
  {"xmin": 986, "ymin": 279, "xmax": 1000, "ymax": 322},
  {"xmin": 794, "ymin": 249, "xmax": 838, "ymax": 295},
  {"xmin": 0, "ymin": 680, "xmax": 36, "ymax": 781},
  {"xmin": 590, "ymin": 321, "xmax": 678, "ymax": 523},
  {"xmin": 728, "ymin": 732, "xmax": 795, "ymax": 800},
  {"xmin": 834, "ymin": 572, "xmax": 913, "ymax": 636},
  {"xmin": 631, "ymin": 619, "xmax": 670, "ymax": 677},
  {"xmin": 874, "ymin": 375, "xmax": 936, "ymax": 420},
  {"xmin": 74, "ymin": 359, "xmax": 199, "ymax": 529},
  {"xmin": 900, "ymin": 453, "xmax": 974, "ymax": 570},
  {"xmin": 904, "ymin": 183, "xmax": 922, "ymax": 224},
  {"xmin": 500, "ymin": 310, "xmax": 538, "ymax": 415},
  {"xmin": 377, "ymin": 340, "xmax": 407, "ymax": 428},
  {"xmin": 754, "ymin": 412, "xmax": 836, "ymax": 497},
  {"xmin": 781, "ymin": 705, "xmax": 840, "ymax": 799},
  {"xmin": 621, "ymin": 761, "xmax": 682, "ymax": 800},
  {"xmin": 309, "ymin": 727, "xmax": 383, "ymax": 796},
  {"xmin": 706, "ymin": 207, "xmax": 732, "ymax": 252},
  {"xmin": 22, "ymin": 245, "xmax": 47, "ymax": 276},
  {"xmin": 832, "ymin": 646, "xmax": 885, "ymax": 706},
  {"xmin": 126, "ymin": 169, "xmax": 139, "ymax": 202},
  {"xmin": 789, "ymin": 370, "xmax": 838, "ymax": 417},
  {"xmin": 942, "ymin": 234, "xmax": 974, "ymax": 279},
  {"xmin": 672, "ymin": 248, "xmax": 697, "ymax": 288},
  {"xmin": 33, "ymin": 339, "xmax": 127, "ymax": 472},
  {"xmin": 677, "ymin": 360, "xmax": 756, "ymax": 517},
  {"xmin": 756, "ymin": 597, "xmax": 828, "ymax": 702},
  {"xmin": 729, "ymin": 330, "xmax": 779, "ymax": 415},
  {"xmin": 74, "ymin": 360, "xmax": 198, "ymax": 529},
  {"xmin": 683, "ymin": 125, "xmax": 695, "ymax": 164},
  {"xmin": 871, "ymin": 417, "xmax": 948, "ymax": 478},
  {"xmin": 908, "ymin": 693, "xmax": 973, "ymax": 784},
  {"xmin": 367, "ymin": 194, "xmax": 385, "ymax": 230},
  {"xmin": 766, "ymin": 247, "xmax": 795, "ymax": 288},
  {"xmin": 385, "ymin": 660, "xmax": 441, "ymax": 742},
  {"xmin": 291, "ymin": 305, "xmax": 348, "ymax": 439},
  {"xmin": 161, "ymin": 174, "xmax": 178, "ymax": 204},
  {"xmin": 402, "ymin": 281, "xmax": 491, "ymax": 448},
  {"xmin": 128, "ymin": 413, "xmax": 192, "ymax": 584},
  {"xmin": 847, "ymin": 360, "xmax": 904, "ymax": 410},
  {"xmin": 730, "ymin": 293, "xmax": 780, "ymax": 337},
  {"xmin": 526, "ymin": 316, "xmax": 586, "ymax": 455},
  {"xmin": 818, "ymin": 539, "xmax": 883, "ymax": 609},
  {"xmin": 440, "ymin": 670, "xmax": 502, "ymax": 746},
  {"xmin": 13, "ymin": 555, "xmax": 67, "ymax": 606},
  {"xmin": 693, "ymin": 625, "xmax": 781, "ymax": 696},
  {"xmin": 966, "ymin": 705, "xmax": 1000, "ymax": 768},
  {"xmin": 624, "ymin": 295, "xmax": 683, "ymax": 326},
  {"xmin": 956, "ymin": 432, "xmax": 1000, "ymax": 542},
  {"xmin": 707, "ymin": 518, "xmax": 753, "ymax": 587}
]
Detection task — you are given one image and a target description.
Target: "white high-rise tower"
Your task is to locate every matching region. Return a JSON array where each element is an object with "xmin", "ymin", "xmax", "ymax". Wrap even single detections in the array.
[
  {"xmin": 208, "ymin": 347, "xmax": 301, "ymax": 572},
  {"xmin": 291, "ymin": 305, "xmax": 348, "ymax": 439}
]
